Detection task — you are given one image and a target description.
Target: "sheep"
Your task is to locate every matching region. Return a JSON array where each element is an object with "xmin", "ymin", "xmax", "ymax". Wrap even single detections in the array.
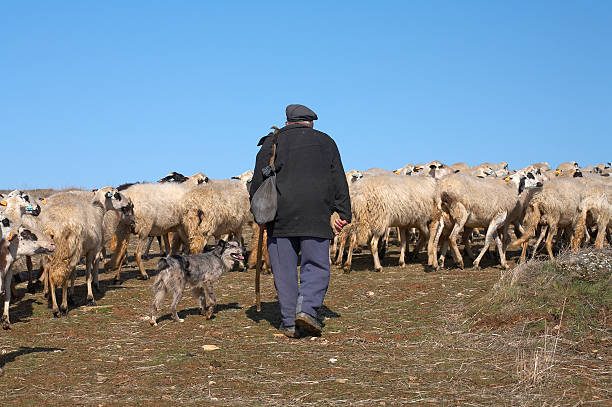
[
  {"xmin": 146, "ymin": 172, "xmax": 211, "ymax": 256},
  {"xmin": 177, "ymin": 181, "xmax": 252, "ymax": 254},
  {"xmin": 105, "ymin": 182, "xmax": 197, "ymax": 281},
  {"xmin": 393, "ymin": 165, "xmax": 416, "ymax": 176},
  {"xmin": 450, "ymin": 162, "xmax": 470, "ymax": 173},
  {"xmin": 342, "ymin": 175, "xmax": 436, "ymax": 272},
  {"xmin": 425, "ymin": 161, "xmax": 454, "ymax": 179},
  {"xmin": 430, "ymin": 173, "xmax": 541, "ymax": 270},
  {"xmin": 1, "ymin": 191, "xmax": 44, "ymax": 293},
  {"xmin": 508, "ymin": 178, "xmax": 589, "ymax": 260},
  {"xmin": 1, "ymin": 215, "xmax": 55, "ymax": 329},
  {"xmin": 571, "ymin": 184, "xmax": 612, "ymax": 251},
  {"xmin": 43, "ymin": 187, "xmax": 131, "ymax": 316}
]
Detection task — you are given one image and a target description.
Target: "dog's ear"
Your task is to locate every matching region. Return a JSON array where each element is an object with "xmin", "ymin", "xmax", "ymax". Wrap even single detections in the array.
[{"xmin": 218, "ymin": 239, "xmax": 226, "ymax": 251}]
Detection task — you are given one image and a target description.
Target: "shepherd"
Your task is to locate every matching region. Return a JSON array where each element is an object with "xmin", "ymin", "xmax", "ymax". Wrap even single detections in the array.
[{"xmin": 249, "ymin": 104, "xmax": 351, "ymax": 338}]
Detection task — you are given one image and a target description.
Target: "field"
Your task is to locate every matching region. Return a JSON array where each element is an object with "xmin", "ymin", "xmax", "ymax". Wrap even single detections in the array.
[{"xmin": 0, "ymin": 230, "xmax": 610, "ymax": 406}]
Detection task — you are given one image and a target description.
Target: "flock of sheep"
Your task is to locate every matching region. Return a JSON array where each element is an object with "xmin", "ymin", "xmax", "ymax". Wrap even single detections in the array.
[{"xmin": 1, "ymin": 159, "xmax": 611, "ymax": 330}]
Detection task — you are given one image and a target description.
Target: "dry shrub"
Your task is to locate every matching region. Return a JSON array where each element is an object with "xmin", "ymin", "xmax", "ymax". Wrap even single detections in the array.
[{"xmin": 472, "ymin": 247, "xmax": 611, "ymax": 338}]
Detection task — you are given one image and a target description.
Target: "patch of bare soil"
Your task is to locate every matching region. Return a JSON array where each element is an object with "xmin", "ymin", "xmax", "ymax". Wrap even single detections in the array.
[{"xmin": 0, "ymin": 233, "xmax": 609, "ymax": 406}]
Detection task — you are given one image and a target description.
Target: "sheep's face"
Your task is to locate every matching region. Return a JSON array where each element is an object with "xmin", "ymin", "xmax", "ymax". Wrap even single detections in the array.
[
  {"xmin": 7, "ymin": 226, "xmax": 56, "ymax": 256},
  {"xmin": 231, "ymin": 171, "xmax": 253, "ymax": 185},
  {"xmin": 94, "ymin": 187, "xmax": 132, "ymax": 213},
  {"xmin": 0, "ymin": 215, "xmax": 14, "ymax": 239},
  {"xmin": 190, "ymin": 173, "xmax": 210, "ymax": 186},
  {"xmin": 0, "ymin": 191, "xmax": 40, "ymax": 216}
]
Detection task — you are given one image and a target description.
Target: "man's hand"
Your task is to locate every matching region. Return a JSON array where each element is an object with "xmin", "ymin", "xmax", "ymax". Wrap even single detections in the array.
[{"xmin": 334, "ymin": 219, "xmax": 348, "ymax": 235}]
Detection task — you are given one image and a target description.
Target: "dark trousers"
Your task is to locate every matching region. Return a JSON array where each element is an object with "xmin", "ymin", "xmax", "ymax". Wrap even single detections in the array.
[{"xmin": 267, "ymin": 236, "xmax": 330, "ymax": 327}]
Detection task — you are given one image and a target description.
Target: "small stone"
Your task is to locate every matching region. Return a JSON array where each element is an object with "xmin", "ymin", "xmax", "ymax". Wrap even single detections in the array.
[
  {"xmin": 118, "ymin": 357, "xmax": 124, "ymax": 362},
  {"xmin": 367, "ymin": 291, "xmax": 375, "ymax": 296},
  {"xmin": 329, "ymin": 357, "xmax": 338, "ymax": 364},
  {"xmin": 335, "ymin": 378, "xmax": 347, "ymax": 383},
  {"xmin": 202, "ymin": 345, "xmax": 220, "ymax": 351}
]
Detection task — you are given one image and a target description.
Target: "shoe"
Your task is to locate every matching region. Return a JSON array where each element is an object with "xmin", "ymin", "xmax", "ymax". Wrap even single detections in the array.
[
  {"xmin": 295, "ymin": 312, "xmax": 322, "ymax": 336},
  {"xmin": 278, "ymin": 325, "xmax": 299, "ymax": 338}
]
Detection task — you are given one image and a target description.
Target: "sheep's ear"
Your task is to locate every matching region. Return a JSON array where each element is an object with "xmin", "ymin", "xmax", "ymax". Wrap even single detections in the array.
[{"xmin": 0, "ymin": 201, "xmax": 7, "ymax": 207}]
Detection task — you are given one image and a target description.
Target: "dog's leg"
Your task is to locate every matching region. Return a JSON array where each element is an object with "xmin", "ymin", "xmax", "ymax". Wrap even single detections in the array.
[
  {"xmin": 170, "ymin": 287, "xmax": 185, "ymax": 323},
  {"xmin": 150, "ymin": 280, "xmax": 166, "ymax": 326},
  {"xmin": 203, "ymin": 283, "xmax": 216, "ymax": 319},
  {"xmin": 191, "ymin": 287, "xmax": 206, "ymax": 315}
]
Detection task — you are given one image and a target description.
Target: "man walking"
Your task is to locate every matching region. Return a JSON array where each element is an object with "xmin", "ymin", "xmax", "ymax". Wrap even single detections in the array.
[{"xmin": 250, "ymin": 104, "xmax": 351, "ymax": 338}]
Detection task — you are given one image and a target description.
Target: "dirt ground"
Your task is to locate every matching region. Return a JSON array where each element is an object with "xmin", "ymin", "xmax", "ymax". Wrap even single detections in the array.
[{"xmin": 0, "ymin": 231, "xmax": 610, "ymax": 406}]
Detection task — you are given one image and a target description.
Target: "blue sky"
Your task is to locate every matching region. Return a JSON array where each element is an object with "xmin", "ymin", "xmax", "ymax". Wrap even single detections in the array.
[{"xmin": 1, "ymin": 1, "xmax": 610, "ymax": 189}]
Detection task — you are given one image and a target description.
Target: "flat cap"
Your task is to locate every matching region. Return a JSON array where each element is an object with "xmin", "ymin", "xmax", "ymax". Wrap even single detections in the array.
[{"xmin": 286, "ymin": 104, "xmax": 318, "ymax": 122}]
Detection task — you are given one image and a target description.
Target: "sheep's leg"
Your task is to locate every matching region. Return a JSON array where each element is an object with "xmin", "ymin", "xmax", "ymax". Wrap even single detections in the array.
[
  {"xmin": 473, "ymin": 212, "xmax": 507, "ymax": 269},
  {"xmin": 2, "ymin": 271, "xmax": 13, "ymax": 329},
  {"xmin": 334, "ymin": 231, "xmax": 347, "ymax": 266},
  {"xmin": 170, "ymin": 288, "xmax": 185, "ymax": 323},
  {"xmin": 462, "ymin": 228, "xmax": 475, "ymax": 260},
  {"xmin": 143, "ymin": 237, "xmax": 154, "ymax": 259},
  {"xmin": 60, "ymin": 281, "xmax": 69, "ymax": 315},
  {"xmin": 113, "ymin": 249, "xmax": 127, "ymax": 283},
  {"xmin": 163, "ymin": 234, "xmax": 171, "ymax": 256},
  {"xmin": 85, "ymin": 253, "xmax": 96, "ymax": 306},
  {"xmin": 545, "ymin": 223, "xmax": 558, "ymax": 260},
  {"xmin": 330, "ymin": 235, "xmax": 338, "ymax": 262},
  {"xmin": 494, "ymin": 230, "xmax": 509, "ymax": 269},
  {"xmin": 530, "ymin": 225, "xmax": 548, "ymax": 260},
  {"xmin": 431, "ymin": 218, "xmax": 445, "ymax": 269},
  {"xmin": 427, "ymin": 217, "xmax": 440, "ymax": 266},
  {"xmin": 135, "ymin": 238, "xmax": 150, "ymax": 280},
  {"xmin": 398, "ymin": 228, "xmax": 407, "ymax": 267},
  {"xmin": 594, "ymin": 215, "xmax": 609, "ymax": 249},
  {"xmin": 370, "ymin": 234, "xmax": 383, "ymax": 272},
  {"xmin": 342, "ymin": 232, "xmax": 357, "ymax": 273},
  {"xmin": 411, "ymin": 224, "xmax": 429, "ymax": 260},
  {"xmin": 439, "ymin": 239, "xmax": 449, "ymax": 269},
  {"xmin": 67, "ymin": 270, "xmax": 76, "ymax": 306},
  {"xmin": 203, "ymin": 283, "xmax": 216, "ymax": 319},
  {"xmin": 49, "ymin": 276, "xmax": 61, "ymax": 317},
  {"xmin": 93, "ymin": 255, "xmax": 100, "ymax": 293},
  {"xmin": 26, "ymin": 255, "xmax": 36, "ymax": 294},
  {"xmin": 449, "ymin": 210, "xmax": 468, "ymax": 270}
]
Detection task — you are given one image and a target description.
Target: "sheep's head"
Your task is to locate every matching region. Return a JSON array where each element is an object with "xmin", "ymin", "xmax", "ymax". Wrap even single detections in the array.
[
  {"xmin": 345, "ymin": 170, "xmax": 363, "ymax": 183},
  {"xmin": 1, "ymin": 190, "xmax": 40, "ymax": 216},
  {"xmin": 158, "ymin": 172, "xmax": 188, "ymax": 183},
  {"xmin": 0, "ymin": 214, "xmax": 16, "ymax": 239},
  {"xmin": 93, "ymin": 187, "xmax": 132, "ymax": 213},
  {"xmin": 5, "ymin": 223, "xmax": 55, "ymax": 256},
  {"xmin": 231, "ymin": 170, "xmax": 253, "ymax": 185}
]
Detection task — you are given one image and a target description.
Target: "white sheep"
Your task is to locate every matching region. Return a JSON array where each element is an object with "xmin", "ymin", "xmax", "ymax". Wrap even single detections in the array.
[
  {"xmin": 43, "ymin": 187, "xmax": 131, "ymax": 316},
  {"xmin": 342, "ymin": 175, "xmax": 436, "ymax": 272},
  {"xmin": 1, "ymin": 215, "xmax": 55, "ymax": 329}
]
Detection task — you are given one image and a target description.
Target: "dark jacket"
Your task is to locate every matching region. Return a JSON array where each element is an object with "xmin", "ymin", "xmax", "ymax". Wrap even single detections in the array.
[{"xmin": 249, "ymin": 123, "xmax": 351, "ymax": 239}]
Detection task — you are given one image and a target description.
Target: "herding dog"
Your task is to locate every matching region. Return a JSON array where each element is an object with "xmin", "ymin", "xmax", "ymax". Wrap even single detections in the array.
[{"xmin": 149, "ymin": 240, "xmax": 244, "ymax": 326}]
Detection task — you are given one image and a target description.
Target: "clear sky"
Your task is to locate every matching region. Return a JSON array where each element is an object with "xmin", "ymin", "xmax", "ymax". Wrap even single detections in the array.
[{"xmin": 1, "ymin": 1, "xmax": 610, "ymax": 189}]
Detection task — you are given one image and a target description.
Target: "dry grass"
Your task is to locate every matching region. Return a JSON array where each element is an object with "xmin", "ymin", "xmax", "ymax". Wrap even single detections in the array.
[{"xmin": 0, "ymin": 232, "xmax": 610, "ymax": 405}]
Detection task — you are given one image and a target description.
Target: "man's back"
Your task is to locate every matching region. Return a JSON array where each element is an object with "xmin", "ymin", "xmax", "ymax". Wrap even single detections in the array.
[{"xmin": 251, "ymin": 123, "xmax": 350, "ymax": 240}]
